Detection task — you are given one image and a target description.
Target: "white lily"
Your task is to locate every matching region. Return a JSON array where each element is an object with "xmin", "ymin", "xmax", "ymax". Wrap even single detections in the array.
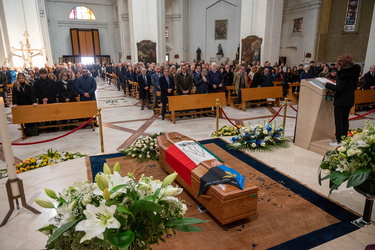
[
  {"xmin": 56, "ymin": 203, "xmax": 75, "ymax": 226},
  {"xmin": 76, "ymin": 200, "xmax": 120, "ymax": 243}
]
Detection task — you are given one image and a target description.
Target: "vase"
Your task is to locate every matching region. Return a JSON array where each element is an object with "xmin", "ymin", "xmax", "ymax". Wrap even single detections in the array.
[{"xmin": 357, "ymin": 179, "xmax": 375, "ymax": 195}]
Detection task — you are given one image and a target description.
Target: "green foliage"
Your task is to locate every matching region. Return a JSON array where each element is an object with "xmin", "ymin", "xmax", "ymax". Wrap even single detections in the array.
[{"xmin": 319, "ymin": 121, "xmax": 375, "ymax": 193}]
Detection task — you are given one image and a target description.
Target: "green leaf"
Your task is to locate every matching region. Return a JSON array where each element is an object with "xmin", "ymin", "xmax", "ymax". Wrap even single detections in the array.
[
  {"xmin": 165, "ymin": 217, "xmax": 209, "ymax": 227},
  {"xmin": 151, "ymin": 213, "xmax": 161, "ymax": 232},
  {"xmin": 329, "ymin": 171, "xmax": 350, "ymax": 186},
  {"xmin": 152, "ymin": 187, "xmax": 162, "ymax": 202},
  {"xmin": 116, "ymin": 205, "xmax": 135, "ymax": 221},
  {"xmin": 347, "ymin": 168, "xmax": 371, "ymax": 188},
  {"xmin": 172, "ymin": 224, "xmax": 203, "ymax": 232},
  {"xmin": 110, "ymin": 184, "xmax": 129, "ymax": 194},
  {"xmin": 37, "ymin": 224, "xmax": 57, "ymax": 232},
  {"xmin": 130, "ymin": 200, "xmax": 164, "ymax": 217},
  {"xmin": 106, "ymin": 229, "xmax": 135, "ymax": 249},
  {"xmin": 320, "ymin": 161, "xmax": 330, "ymax": 170},
  {"xmin": 47, "ymin": 219, "xmax": 80, "ymax": 244}
]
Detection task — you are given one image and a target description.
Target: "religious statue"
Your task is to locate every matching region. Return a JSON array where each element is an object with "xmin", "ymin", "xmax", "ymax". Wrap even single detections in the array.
[
  {"xmin": 216, "ymin": 44, "xmax": 224, "ymax": 57},
  {"xmin": 235, "ymin": 44, "xmax": 240, "ymax": 62},
  {"xmin": 10, "ymin": 31, "xmax": 45, "ymax": 68},
  {"xmin": 196, "ymin": 47, "xmax": 201, "ymax": 61}
]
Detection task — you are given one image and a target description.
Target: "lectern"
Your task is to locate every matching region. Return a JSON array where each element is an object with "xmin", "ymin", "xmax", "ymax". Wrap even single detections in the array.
[{"xmin": 294, "ymin": 79, "xmax": 335, "ymax": 155}]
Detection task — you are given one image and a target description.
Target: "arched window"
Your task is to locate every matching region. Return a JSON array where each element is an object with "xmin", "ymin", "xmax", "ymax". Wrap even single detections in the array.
[{"xmin": 69, "ymin": 6, "xmax": 96, "ymax": 20}]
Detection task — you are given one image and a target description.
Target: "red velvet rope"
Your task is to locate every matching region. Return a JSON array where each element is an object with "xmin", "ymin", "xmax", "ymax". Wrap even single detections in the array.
[
  {"xmin": 348, "ymin": 108, "xmax": 375, "ymax": 121},
  {"xmin": 268, "ymin": 105, "xmax": 284, "ymax": 123},
  {"xmin": 219, "ymin": 107, "xmax": 240, "ymax": 129},
  {"xmin": 289, "ymin": 105, "xmax": 298, "ymax": 112},
  {"xmin": 0, "ymin": 117, "xmax": 95, "ymax": 146}
]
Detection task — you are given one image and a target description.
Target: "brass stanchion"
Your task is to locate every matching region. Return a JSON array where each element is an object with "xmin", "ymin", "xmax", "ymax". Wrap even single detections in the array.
[
  {"xmin": 216, "ymin": 99, "xmax": 220, "ymax": 137},
  {"xmin": 97, "ymin": 109, "xmax": 105, "ymax": 153},
  {"xmin": 282, "ymin": 98, "xmax": 288, "ymax": 133}
]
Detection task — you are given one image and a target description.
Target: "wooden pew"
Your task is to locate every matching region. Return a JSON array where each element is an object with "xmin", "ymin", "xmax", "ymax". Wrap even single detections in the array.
[
  {"xmin": 235, "ymin": 86, "xmax": 283, "ymax": 111},
  {"xmin": 287, "ymin": 82, "xmax": 300, "ymax": 104},
  {"xmin": 167, "ymin": 92, "xmax": 227, "ymax": 124},
  {"xmin": 350, "ymin": 89, "xmax": 375, "ymax": 115},
  {"xmin": 226, "ymin": 86, "xmax": 236, "ymax": 107},
  {"xmin": 12, "ymin": 101, "xmax": 98, "ymax": 138}
]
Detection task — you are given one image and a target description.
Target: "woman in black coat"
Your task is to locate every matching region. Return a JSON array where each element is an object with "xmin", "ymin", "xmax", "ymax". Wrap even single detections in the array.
[
  {"xmin": 57, "ymin": 72, "xmax": 77, "ymax": 102},
  {"xmin": 12, "ymin": 73, "xmax": 37, "ymax": 106},
  {"xmin": 323, "ymin": 54, "xmax": 361, "ymax": 145}
]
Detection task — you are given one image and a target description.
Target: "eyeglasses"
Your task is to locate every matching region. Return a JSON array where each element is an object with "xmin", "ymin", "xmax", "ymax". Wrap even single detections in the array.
[{"xmin": 82, "ymin": 71, "xmax": 88, "ymax": 73}]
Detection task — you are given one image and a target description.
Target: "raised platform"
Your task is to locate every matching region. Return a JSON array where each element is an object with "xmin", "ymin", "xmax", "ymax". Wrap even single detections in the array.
[{"xmin": 309, "ymin": 139, "xmax": 336, "ymax": 155}]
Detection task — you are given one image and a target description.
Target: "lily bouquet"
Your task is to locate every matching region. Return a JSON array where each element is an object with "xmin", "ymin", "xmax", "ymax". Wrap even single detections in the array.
[
  {"xmin": 228, "ymin": 121, "xmax": 289, "ymax": 151},
  {"xmin": 319, "ymin": 120, "xmax": 375, "ymax": 193},
  {"xmin": 121, "ymin": 132, "xmax": 165, "ymax": 162},
  {"xmin": 35, "ymin": 163, "xmax": 206, "ymax": 250}
]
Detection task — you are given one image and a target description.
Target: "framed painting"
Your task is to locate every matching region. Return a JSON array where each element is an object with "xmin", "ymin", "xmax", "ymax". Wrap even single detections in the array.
[{"xmin": 215, "ymin": 20, "xmax": 227, "ymax": 40}]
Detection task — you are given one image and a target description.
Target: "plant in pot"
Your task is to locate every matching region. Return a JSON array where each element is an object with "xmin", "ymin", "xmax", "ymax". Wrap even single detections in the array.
[{"xmin": 319, "ymin": 120, "xmax": 375, "ymax": 194}]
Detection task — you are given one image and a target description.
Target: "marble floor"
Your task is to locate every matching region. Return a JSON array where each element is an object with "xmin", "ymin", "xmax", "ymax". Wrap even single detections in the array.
[{"xmin": 0, "ymin": 78, "xmax": 374, "ymax": 249}]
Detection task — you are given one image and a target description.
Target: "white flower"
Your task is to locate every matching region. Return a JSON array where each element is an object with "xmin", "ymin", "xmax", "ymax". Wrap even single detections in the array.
[
  {"xmin": 162, "ymin": 185, "xmax": 182, "ymax": 197},
  {"xmin": 260, "ymin": 142, "xmax": 266, "ymax": 147},
  {"xmin": 150, "ymin": 142, "xmax": 154, "ymax": 146},
  {"xmin": 131, "ymin": 154, "xmax": 135, "ymax": 157},
  {"xmin": 138, "ymin": 154, "xmax": 142, "ymax": 158},
  {"xmin": 76, "ymin": 200, "xmax": 120, "ymax": 243},
  {"xmin": 337, "ymin": 146, "xmax": 346, "ymax": 152},
  {"xmin": 355, "ymin": 140, "xmax": 368, "ymax": 148},
  {"xmin": 56, "ymin": 203, "xmax": 75, "ymax": 226},
  {"xmin": 147, "ymin": 155, "xmax": 150, "ymax": 158},
  {"xmin": 108, "ymin": 172, "xmax": 131, "ymax": 198},
  {"xmin": 251, "ymin": 143, "xmax": 256, "ymax": 148},
  {"xmin": 150, "ymin": 146, "xmax": 154, "ymax": 150},
  {"xmin": 232, "ymin": 142, "xmax": 241, "ymax": 147},
  {"xmin": 180, "ymin": 203, "xmax": 188, "ymax": 216},
  {"xmin": 262, "ymin": 130, "xmax": 268, "ymax": 135}
]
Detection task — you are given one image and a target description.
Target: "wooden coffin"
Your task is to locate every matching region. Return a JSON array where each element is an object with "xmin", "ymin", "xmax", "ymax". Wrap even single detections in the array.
[{"xmin": 157, "ymin": 132, "xmax": 258, "ymax": 225}]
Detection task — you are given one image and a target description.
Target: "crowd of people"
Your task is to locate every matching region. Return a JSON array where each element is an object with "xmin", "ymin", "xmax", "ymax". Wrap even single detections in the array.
[{"xmin": 0, "ymin": 58, "xmax": 374, "ymax": 123}]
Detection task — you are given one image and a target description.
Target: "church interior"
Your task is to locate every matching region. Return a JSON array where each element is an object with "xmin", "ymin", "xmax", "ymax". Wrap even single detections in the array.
[{"xmin": 0, "ymin": 0, "xmax": 375, "ymax": 249}]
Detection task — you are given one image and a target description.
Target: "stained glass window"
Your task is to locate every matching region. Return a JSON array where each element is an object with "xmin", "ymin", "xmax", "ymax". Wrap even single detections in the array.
[
  {"xmin": 344, "ymin": 0, "xmax": 360, "ymax": 32},
  {"xmin": 69, "ymin": 6, "xmax": 96, "ymax": 20}
]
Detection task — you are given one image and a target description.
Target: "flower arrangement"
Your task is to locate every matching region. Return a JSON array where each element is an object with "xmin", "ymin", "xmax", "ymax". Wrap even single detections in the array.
[
  {"xmin": 35, "ymin": 163, "xmax": 207, "ymax": 250},
  {"xmin": 319, "ymin": 120, "xmax": 375, "ymax": 194},
  {"xmin": 228, "ymin": 121, "xmax": 290, "ymax": 151},
  {"xmin": 211, "ymin": 125, "xmax": 242, "ymax": 137},
  {"xmin": 16, "ymin": 148, "xmax": 87, "ymax": 174},
  {"xmin": 120, "ymin": 132, "xmax": 165, "ymax": 162}
]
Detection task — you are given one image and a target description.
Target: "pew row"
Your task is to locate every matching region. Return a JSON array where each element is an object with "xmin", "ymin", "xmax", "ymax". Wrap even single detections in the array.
[
  {"xmin": 350, "ymin": 89, "xmax": 375, "ymax": 115},
  {"xmin": 11, "ymin": 101, "xmax": 98, "ymax": 138},
  {"xmin": 287, "ymin": 82, "xmax": 300, "ymax": 104},
  {"xmin": 229, "ymin": 86, "xmax": 283, "ymax": 111},
  {"xmin": 167, "ymin": 92, "xmax": 227, "ymax": 124}
]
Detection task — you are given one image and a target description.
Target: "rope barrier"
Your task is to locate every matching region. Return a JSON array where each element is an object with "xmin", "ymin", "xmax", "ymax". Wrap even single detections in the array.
[
  {"xmin": 268, "ymin": 105, "xmax": 284, "ymax": 123},
  {"xmin": 289, "ymin": 105, "xmax": 298, "ymax": 112},
  {"xmin": 0, "ymin": 117, "xmax": 95, "ymax": 146},
  {"xmin": 219, "ymin": 107, "xmax": 240, "ymax": 129},
  {"xmin": 348, "ymin": 108, "xmax": 375, "ymax": 121}
]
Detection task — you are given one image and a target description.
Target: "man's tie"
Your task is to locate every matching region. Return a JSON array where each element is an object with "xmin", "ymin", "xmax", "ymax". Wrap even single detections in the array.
[
  {"xmin": 166, "ymin": 77, "xmax": 170, "ymax": 88},
  {"xmin": 144, "ymin": 75, "xmax": 147, "ymax": 83}
]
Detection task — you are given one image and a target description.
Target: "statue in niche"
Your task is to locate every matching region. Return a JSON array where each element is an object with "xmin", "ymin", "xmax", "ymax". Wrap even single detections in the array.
[
  {"xmin": 216, "ymin": 43, "xmax": 224, "ymax": 57},
  {"xmin": 235, "ymin": 44, "xmax": 240, "ymax": 62},
  {"xmin": 196, "ymin": 47, "xmax": 201, "ymax": 61}
]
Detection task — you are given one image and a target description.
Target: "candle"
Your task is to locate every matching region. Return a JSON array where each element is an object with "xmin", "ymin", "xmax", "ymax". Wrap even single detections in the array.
[{"xmin": 0, "ymin": 97, "xmax": 20, "ymax": 196}]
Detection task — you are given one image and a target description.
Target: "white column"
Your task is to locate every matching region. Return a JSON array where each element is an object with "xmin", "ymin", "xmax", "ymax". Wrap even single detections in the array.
[
  {"xmin": 127, "ymin": 0, "xmax": 165, "ymax": 64},
  {"xmin": 36, "ymin": 0, "xmax": 53, "ymax": 65},
  {"xmin": 364, "ymin": 3, "xmax": 375, "ymax": 71},
  {"xmin": 117, "ymin": 0, "xmax": 127, "ymax": 62},
  {"xmin": 240, "ymin": 0, "xmax": 283, "ymax": 65}
]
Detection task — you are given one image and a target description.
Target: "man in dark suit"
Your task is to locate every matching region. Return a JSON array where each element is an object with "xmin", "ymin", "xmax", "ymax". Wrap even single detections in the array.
[
  {"xmin": 175, "ymin": 65, "xmax": 193, "ymax": 95},
  {"xmin": 207, "ymin": 62, "xmax": 223, "ymax": 93},
  {"xmin": 137, "ymin": 67, "xmax": 151, "ymax": 110},
  {"xmin": 34, "ymin": 68, "xmax": 58, "ymax": 104},
  {"xmin": 159, "ymin": 68, "xmax": 175, "ymax": 120},
  {"xmin": 363, "ymin": 65, "xmax": 375, "ymax": 90},
  {"xmin": 151, "ymin": 66, "xmax": 162, "ymax": 111}
]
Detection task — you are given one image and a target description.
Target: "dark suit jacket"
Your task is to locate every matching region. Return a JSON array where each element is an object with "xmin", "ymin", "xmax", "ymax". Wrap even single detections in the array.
[
  {"xmin": 159, "ymin": 75, "xmax": 175, "ymax": 103},
  {"xmin": 194, "ymin": 72, "xmax": 209, "ymax": 94},
  {"xmin": 34, "ymin": 78, "xmax": 58, "ymax": 104},
  {"xmin": 175, "ymin": 72, "xmax": 193, "ymax": 95},
  {"xmin": 207, "ymin": 70, "xmax": 223, "ymax": 92},
  {"xmin": 137, "ymin": 74, "xmax": 151, "ymax": 99},
  {"xmin": 12, "ymin": 84, "xmax": 37, "ymax": 105},
  {"xmin": 325, "ymin": 64, "xmax": 361, "ymax": 107},
  {"xmin": 363, "ymin": 71, "xmax": 375, "ymax": 89},
  {"xmin": 57, "ymin": 80, "xmax": 77, "ymax": 102}
]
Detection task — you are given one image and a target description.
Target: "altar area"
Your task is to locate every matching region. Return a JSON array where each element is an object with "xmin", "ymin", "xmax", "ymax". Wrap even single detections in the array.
[{"xmin": 0, "ymin": 78, "xmax": 374, "ymax": 249}]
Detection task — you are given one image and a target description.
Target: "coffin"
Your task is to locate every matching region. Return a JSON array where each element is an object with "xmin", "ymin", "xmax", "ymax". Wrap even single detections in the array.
[{"xmin": 157, "ymin": 132, "xmax": 258, "ymax": 225}]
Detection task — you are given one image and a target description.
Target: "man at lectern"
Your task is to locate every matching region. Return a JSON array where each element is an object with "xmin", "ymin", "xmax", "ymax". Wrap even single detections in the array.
[{"xmin": 322, "ymin": 54, "xmax": 361, "ymax": 147}]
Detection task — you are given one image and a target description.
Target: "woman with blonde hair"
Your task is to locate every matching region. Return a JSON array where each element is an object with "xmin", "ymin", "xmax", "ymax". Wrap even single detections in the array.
[
  {"xmin": 12, "ymin": 73, "xmax": 37, "ymax": 107},
  {"xmin": 48, "ymin": 72, "xmax": 57, "ymax": 81}
]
